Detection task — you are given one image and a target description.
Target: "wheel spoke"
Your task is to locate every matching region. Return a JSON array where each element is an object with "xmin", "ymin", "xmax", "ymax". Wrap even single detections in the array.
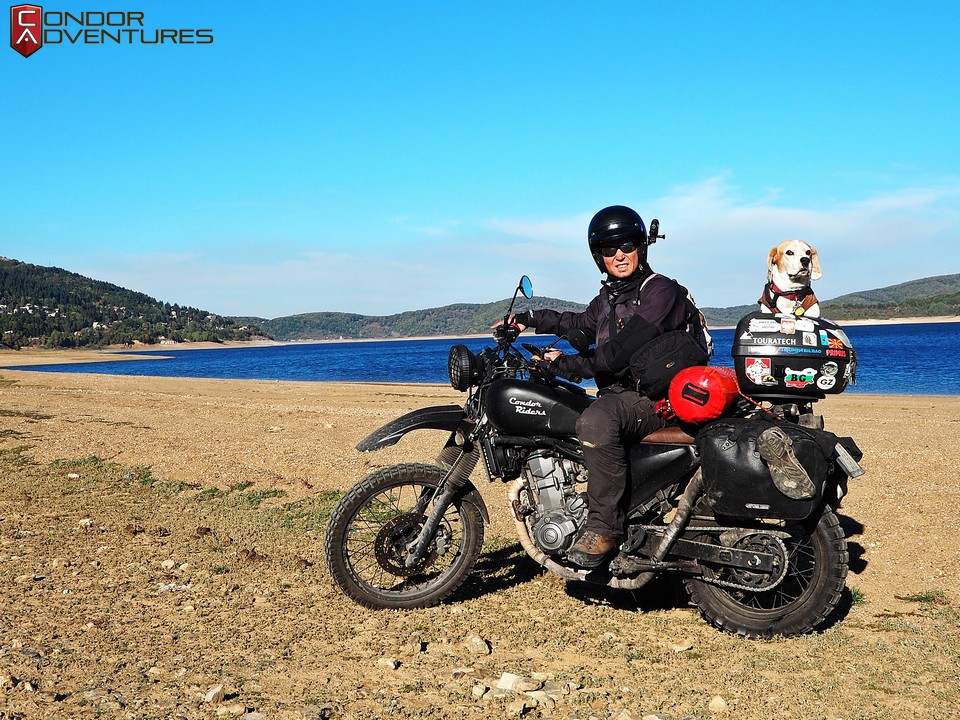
[
  {"xmin": 346, "ymin": 485, "xmax": 465, "ymax": 591},
  {"xmin": 326, "ymin": 464, "xmax": 484, "ymax": 609}
]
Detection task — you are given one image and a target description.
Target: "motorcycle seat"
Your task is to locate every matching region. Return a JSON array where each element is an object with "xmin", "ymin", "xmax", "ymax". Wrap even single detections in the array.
[{"xmin": 642, "ymin": 425, "xmax": 696, "ymax": 445}]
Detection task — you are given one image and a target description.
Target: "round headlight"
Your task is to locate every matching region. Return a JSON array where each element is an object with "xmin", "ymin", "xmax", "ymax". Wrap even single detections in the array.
[{"xmin": 448, "ymin": 344, "xmax": 476, "ymax": 392}]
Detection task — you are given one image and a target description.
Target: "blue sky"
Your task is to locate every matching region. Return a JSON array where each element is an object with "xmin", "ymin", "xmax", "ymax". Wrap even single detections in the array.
[{"xmin": 3, "ymin": 2, "xmax": 958, "ymax": 318}]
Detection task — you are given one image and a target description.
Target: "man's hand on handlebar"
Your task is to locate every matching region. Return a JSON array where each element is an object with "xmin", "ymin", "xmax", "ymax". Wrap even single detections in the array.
[
  {"xmin": 491, "ymin": 315, "xmax": 528, "ymax": 332},
  {"xmin": 491, "ymin": 315, "xmax": 527, "ymax": 344}
]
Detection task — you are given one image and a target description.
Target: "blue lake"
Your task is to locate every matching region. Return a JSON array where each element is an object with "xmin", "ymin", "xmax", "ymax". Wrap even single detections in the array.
[{"xmin": 3, "ymin": 321, "xmax": 958, "ymax": 396}]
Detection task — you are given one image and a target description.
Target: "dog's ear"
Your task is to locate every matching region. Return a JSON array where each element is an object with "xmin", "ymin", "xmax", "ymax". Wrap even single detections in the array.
[
  {"xmin": 767, "ymin": 246, "xmax": 780, "ymax": 277},
  {"xmin": 809, "ymin": 245, "xmax": 822, "ymax": 280}
]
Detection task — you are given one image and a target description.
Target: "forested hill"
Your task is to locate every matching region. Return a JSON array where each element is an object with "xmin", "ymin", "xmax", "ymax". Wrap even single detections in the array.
[
  {"xmin": 0, "ymin": 258, "xmax": 264, "ymax": 349},
  {"xmin": 253, "ymin": 273, "xmax": 960, "ymax": 340},
  {"xmin": 246, "ymin": 296, "xmax": 588, "ymax": 341},
  {"xmin": 2, "ymin": 257, "xmax": 956, "ymax": 348},
  {"xmin": 700, "ymin": 273, "xmax": 960, "ymax": 326}
]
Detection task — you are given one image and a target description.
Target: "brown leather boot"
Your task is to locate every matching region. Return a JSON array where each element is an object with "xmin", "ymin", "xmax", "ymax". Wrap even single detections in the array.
[{"xmin": 567, "ymin": 530, "xmax": 617, "ymax": 568}]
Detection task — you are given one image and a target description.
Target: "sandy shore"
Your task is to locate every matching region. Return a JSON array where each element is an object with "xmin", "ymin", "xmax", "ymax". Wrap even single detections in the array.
[
  {"xmin": 0, "ymin": 369, "xmax": 958, "ymax": 718},
  {"xmin": 0, "ymin": 368, "xmax": 957, "ymax": 571}
]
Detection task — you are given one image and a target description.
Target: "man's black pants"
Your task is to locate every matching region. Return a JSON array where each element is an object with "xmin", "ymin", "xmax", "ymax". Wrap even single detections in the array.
[{"xmin": 575, "ymin": 386, "xmax": 667, "ymax": 540}]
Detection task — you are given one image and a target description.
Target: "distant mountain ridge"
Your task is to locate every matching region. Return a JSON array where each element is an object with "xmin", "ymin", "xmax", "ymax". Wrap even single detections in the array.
[
  {"xmin": 700, "ymin": 274, "xmax": 960, "ymax": 327},
  {"xmin": 251, "ymin": 273, "xmax": 960, "ymax": 340},
  {"xmin": 237, "ymin": 296, "xmax": 587, "ymax": 341},
  {"xmin": 1, "ymin": 257, "xmax": 956, "ymax": 347}
]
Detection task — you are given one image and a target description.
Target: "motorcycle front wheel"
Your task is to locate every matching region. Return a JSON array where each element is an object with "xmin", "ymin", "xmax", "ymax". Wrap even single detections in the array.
[
  {"xmin": 684, "ymin": 506, "xmax": 848, "ymax": 638},
  {"xmin": 324, "ymin": 463, "xmax": 484, "ymax": 609}
]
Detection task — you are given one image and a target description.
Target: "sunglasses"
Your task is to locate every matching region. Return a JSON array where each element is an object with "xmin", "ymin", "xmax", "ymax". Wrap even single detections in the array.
[{"xmin": 599, "ymin": 243, "xmax": 639, "ymax": 258}]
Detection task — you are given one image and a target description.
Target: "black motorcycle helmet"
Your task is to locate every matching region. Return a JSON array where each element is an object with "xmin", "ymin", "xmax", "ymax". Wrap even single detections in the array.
[{"xmin": 587, "ymin": 205, "xmax": 648, "ymax": 273}]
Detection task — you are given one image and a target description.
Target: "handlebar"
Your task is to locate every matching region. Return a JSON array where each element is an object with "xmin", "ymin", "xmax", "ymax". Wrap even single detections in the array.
[
  {"xmin": 489, "ymin": 325, "xmax": 582, "ymax": 386},
  {"xmin": 542, "ymin": 362, "xmax": 582, "ymax": 384},
  {"xmin": 493, "ymin": 322, "xmax": 522, "ymax": 345}
]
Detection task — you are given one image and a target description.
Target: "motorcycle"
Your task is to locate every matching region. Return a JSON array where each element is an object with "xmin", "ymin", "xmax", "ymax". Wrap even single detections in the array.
[{"xmin": 324, "ymin": 276, "xmax": 864, "ymax": 637}]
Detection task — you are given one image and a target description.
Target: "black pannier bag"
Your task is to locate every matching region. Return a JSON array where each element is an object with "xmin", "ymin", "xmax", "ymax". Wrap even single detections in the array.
[{"xmin": 695, "ymin": 416, "xmax": 862, "ymax": 520}]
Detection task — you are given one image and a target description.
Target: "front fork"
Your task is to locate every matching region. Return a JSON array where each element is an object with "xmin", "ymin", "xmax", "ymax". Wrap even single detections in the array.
[{"xmin": 404, "ymin": 429, "xmax": 481, "ymax": 567}]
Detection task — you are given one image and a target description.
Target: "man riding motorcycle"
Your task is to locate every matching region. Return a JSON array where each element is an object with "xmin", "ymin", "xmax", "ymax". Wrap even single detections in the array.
[{"xmin": 498, "ymin": 205, "xmax": 706, "ymax": 568}]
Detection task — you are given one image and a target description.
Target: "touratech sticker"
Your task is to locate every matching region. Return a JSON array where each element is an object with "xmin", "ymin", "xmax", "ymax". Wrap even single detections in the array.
[
  {"xmin": 783, "ymin": 367, "xmax": 817, "ymax": 388},
  {"xmin": 751, "ymin": 336, "xmax": 797, "ymax": 346},
  {"xmin": 745, "ymin": 357, "xmax": 772, "ymax": 385}
]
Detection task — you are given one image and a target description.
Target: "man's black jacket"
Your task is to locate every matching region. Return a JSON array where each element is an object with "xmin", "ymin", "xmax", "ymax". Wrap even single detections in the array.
[{"xmin": 526, "ymin": 269, "xmax": 691, "ymax": 391}]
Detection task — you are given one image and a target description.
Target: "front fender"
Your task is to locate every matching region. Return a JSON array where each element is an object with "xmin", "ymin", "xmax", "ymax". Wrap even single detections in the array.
[
  {"xmin": 457, "ymin": 478, "xmax": 491, "ymax": 525},
  {"xmin": 356, "ymin": 405, "xmax": 466, "ymax": 452}
]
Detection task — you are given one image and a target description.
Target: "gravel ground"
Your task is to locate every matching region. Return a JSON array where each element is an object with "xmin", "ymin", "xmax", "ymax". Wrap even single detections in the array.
[{"xmin": 0, "ymin": 365, "xmax": 958, "ymax": 720}]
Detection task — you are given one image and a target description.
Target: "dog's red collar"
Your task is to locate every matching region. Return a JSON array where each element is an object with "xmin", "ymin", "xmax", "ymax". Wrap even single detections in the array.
[
  {"xmin": 767, "ymin": 282, "xmax": 815, "ymax": 302},
  {"xmin": 758, "ymin": 282, "xmax": 818, "ymax": 314}
]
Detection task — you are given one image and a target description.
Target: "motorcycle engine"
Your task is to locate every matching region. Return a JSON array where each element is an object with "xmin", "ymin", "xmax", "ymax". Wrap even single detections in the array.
[{"xmin": 522, "ymin": 451, "xmax": 588, "ymax": 554}]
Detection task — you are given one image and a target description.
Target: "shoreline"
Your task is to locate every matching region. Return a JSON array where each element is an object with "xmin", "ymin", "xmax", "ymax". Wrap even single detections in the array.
[{"xmin": 0, "ymin": 314, "xmax": 956, "ymax": 369}]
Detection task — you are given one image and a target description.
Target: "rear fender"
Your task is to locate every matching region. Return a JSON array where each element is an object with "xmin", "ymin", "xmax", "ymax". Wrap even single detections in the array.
[{"xmin": 356, "ymin": 405, "xmax": 466, "ymax": 453}]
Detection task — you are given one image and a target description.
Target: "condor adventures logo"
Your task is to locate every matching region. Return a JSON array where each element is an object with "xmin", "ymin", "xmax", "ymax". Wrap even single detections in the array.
[
  {"xmin": 10, "ymin": 4, "xmax": 214, "ymax": 57},
  {"xmin": 10, "ymin": 4, "xmax": 41, "ymax": 57}
]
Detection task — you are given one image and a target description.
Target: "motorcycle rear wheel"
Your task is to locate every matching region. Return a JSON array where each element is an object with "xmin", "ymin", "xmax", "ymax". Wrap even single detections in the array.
[
  {"xmin": 324, "ymin": 463, "xmax": 484, "ymax": 609},
  {"xmin": 685, "ymin": 506, "xmax": 848, "ymax": 638}
]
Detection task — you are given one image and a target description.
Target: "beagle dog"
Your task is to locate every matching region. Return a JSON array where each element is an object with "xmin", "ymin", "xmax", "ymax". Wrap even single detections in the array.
[{"xmin": 758, "ymin": 240, "xmax": 822, "ymax": 317}]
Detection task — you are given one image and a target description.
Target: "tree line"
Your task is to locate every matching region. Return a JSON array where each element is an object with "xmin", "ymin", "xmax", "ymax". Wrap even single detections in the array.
[{"xmin": 0, "ymin": 259, "xmax": 264, "ymax": 349}]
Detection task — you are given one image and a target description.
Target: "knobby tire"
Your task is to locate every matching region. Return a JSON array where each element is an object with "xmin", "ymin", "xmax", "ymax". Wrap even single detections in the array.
[
  {"xmin": 324, "ymin": 463, "xmax": 484, "ymax": 609},
  {"xmin": 685, "ymin": 506, "xmax": 848, "ymax": 638}
]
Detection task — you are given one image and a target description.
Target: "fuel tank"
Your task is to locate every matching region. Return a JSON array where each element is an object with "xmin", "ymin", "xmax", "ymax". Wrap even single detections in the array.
[{"xmin": 485, "ymin": 378, "xmax": 593, "ymax": 437}]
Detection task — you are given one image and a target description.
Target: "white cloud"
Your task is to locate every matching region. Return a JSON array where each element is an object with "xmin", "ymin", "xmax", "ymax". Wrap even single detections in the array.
[
  {"xmin": 74, "ymin": 176, "xmax": 960, "ymax": 318},
  {"xmin": 486, "ymin": 177, "xmax": 960, "ymax": 308}
]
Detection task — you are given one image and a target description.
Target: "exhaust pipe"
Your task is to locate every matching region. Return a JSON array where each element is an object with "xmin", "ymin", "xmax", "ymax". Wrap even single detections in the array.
[{"xmin": 507, "ymin": 479, "xmax": 654, "ymax": 590}]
